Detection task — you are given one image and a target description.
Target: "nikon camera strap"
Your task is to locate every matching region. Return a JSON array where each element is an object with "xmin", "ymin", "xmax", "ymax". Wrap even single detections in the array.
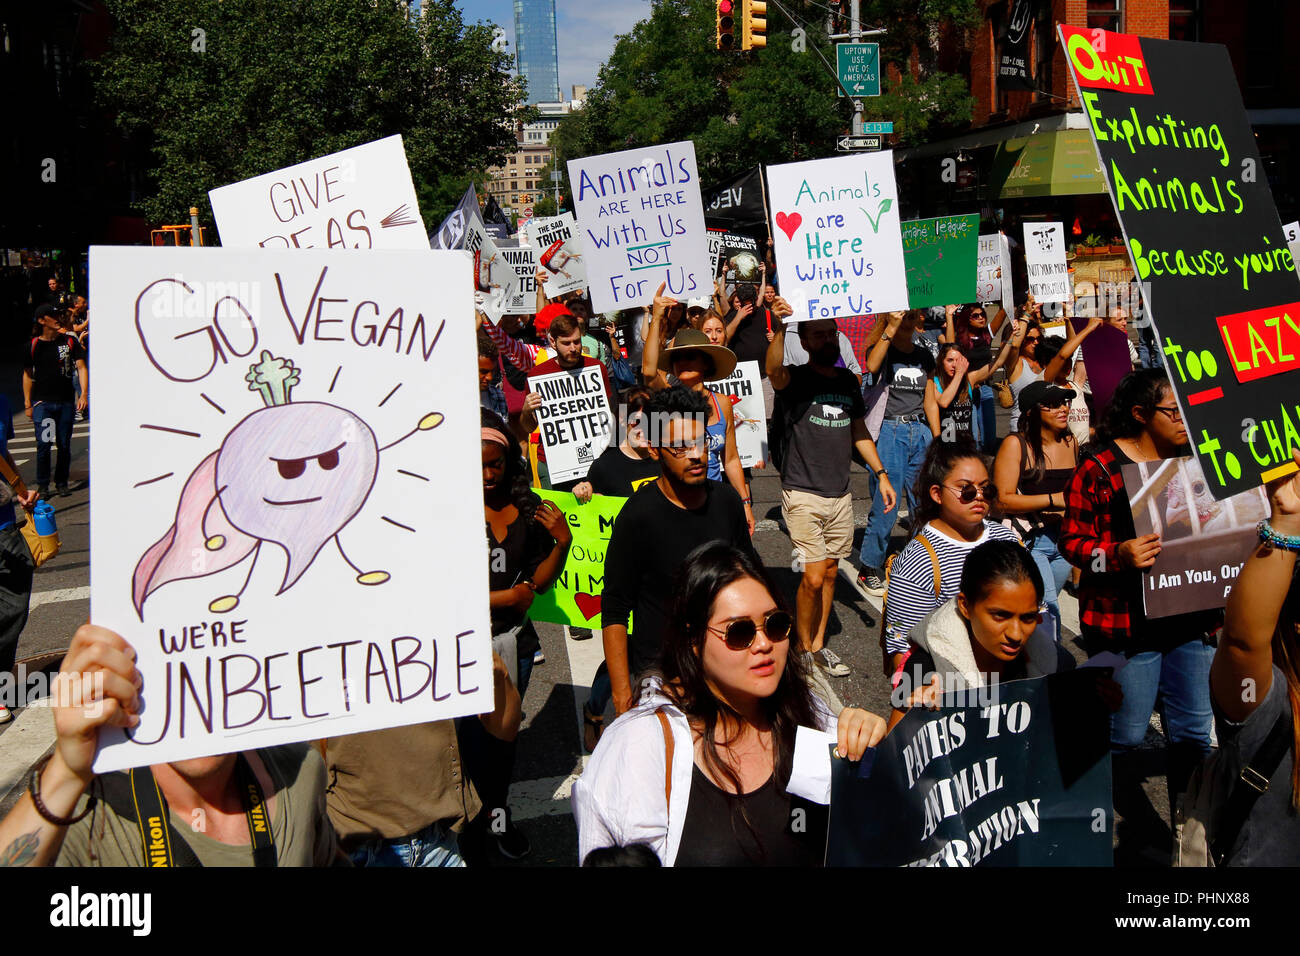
[{"xmin": 101, "ymin": 753, "xmax": 277, "ymax": 867}]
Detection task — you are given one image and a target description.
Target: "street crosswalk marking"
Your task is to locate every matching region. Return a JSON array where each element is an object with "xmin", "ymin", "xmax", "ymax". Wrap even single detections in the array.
[{"xmin": 30, "ymin": 586, "xmax": 90, "ymax": 610}]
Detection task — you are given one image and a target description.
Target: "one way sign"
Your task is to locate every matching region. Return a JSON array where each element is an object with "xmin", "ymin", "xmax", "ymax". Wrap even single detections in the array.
[{"xmin": 836, "ymin": 135, "xmax": 882, "ymax": 152}]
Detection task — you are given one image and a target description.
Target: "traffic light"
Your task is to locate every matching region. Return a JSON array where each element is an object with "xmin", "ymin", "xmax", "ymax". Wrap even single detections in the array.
[
  {"xmin": 740, "ymin": 1, "xmax": 766, "ymax": 49},
  {"xmin": 716, "ymin": 0, "xmax": 735, "ymax": 50}
]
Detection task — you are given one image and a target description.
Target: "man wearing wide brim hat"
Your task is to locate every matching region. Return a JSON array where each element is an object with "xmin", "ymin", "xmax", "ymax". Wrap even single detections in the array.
[{"xmin": 658, "ymin": 328, "xmax": 736, "ymax": 384}]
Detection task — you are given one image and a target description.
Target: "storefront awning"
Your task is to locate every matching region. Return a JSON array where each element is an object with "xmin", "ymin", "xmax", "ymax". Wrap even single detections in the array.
[{"xmin": 993, "ymin": 129, "xmax": 1107, "ymax": 199}]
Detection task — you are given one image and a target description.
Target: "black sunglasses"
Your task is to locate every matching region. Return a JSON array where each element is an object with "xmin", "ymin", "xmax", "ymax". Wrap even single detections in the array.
[
  {"xmin": 944, "ymin": 482, "xmax": 997, "ymax": 503},
  {"xmin": 707, "ymin": 610, "xmax": 793, "ymax": 650}
]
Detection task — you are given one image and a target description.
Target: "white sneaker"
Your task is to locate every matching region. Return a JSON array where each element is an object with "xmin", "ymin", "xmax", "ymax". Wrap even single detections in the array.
[
  {"xmin": 818, "ymin": 648, "xmax": 850, "ymax": 677},
  {"xmin": 0, "ymin": 705, "xmax": 11, "ymax": 724}
]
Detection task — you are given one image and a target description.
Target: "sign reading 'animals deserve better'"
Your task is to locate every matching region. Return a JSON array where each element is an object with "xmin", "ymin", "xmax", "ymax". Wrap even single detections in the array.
[{"xmin": 89, "ymin": 248, "xmax": 492, "ymax": 771}]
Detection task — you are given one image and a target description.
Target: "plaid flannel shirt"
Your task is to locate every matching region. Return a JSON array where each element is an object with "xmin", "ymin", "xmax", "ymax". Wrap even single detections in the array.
[{"xmin": 1059, "ymin": 445, "xmax": 1137, "ymax": 641}]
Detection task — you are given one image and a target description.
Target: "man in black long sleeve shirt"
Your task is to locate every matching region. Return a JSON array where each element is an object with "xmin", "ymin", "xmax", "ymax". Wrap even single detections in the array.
[{"xmin": 601, "ymin": 387, "xmax": 753, "ymax": 713}]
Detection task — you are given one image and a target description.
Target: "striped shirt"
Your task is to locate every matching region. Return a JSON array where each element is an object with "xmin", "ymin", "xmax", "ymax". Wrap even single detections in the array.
[{"xmin": 883, "ymin": 521, "xmax": 1021, "ymax": 654}]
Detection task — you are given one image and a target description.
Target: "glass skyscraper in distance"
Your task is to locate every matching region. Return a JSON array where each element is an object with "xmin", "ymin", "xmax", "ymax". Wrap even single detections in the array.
[{"xmin": 513, "ymin": 0, "xmax": 562, "ymax": 104}]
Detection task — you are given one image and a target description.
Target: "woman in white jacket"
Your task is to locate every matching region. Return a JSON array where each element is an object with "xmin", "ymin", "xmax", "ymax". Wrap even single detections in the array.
[{"xmin": 572, "ymin": 542, "xmax": 887, "ymax": 866}]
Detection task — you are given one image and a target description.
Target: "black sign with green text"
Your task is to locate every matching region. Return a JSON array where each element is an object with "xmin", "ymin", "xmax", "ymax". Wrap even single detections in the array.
[{"xmin": 1061, "ymin": 26, "xmax": 1300, "ymax": 499}]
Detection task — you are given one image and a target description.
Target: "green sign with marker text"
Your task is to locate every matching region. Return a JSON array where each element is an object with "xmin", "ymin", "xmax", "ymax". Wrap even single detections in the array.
[
  {"xmin": 902, "ymin": 214, "xmax": 980, "ymax": 309},
  {"xmin": 527, "ymin": 490, "xmax": 628, "ymax": 629}
]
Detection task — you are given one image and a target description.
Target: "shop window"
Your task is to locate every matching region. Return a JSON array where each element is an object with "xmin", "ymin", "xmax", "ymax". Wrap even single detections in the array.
[{"xmin": 1086, "ymin": 0, "xmax": 1122, "ymax": 33}]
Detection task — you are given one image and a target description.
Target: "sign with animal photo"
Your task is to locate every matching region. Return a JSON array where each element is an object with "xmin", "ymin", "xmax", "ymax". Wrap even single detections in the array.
[
  {"xmin": 902, "ymin": 214, "xmax": 980, "ymax": 308},
  {"xmin": 705, "ymin": 360, "xmax": 769, "ymax": 468},
  {"xmin": 528, "ymin": 366, "xmax": 614, "ymax": 483},
  {"xmin": 88, "ymin": 247, "xmax": 492, "ymax": 771},
  {"xmin": 465, "ymin": 218, "xmax": 517, "ymax": 319},
  {"xmin": 1022, "ymin": 221, "xmax": 1071, "ymax": 303},
  {"xmin": 765, "ymin": 151, "xmax": 909, "ymax": 323},
  {"xmin": 1061, "ymin": 26, "xmax": 1300, "ymax": 500},
  {"xmin": 525, "ymin": 213, "xmax": 588, "ymax": 299},
  {"xmin": 568, "ymin": 141, "xmax": 711, "ymax": 314},
  {"xmin": 527, "ymin": 490, "xmax": 628, "ymax": 628},
  {"xmin": 209, "ymin": 135, "xmax": 427, "ymax": 250},
  {"xmin": 498, "ymin": 241, "xmax": 539, "ymax": 315},
  {"xmin": 1120, "ymin": 456, "xmax": 1267, "ymax": 619}
]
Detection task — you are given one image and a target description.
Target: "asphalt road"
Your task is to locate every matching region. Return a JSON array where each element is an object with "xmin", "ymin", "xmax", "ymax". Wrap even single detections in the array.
[{"xmin": 0, "ymin": 399, "xmax": 1177, "ymax": 867}]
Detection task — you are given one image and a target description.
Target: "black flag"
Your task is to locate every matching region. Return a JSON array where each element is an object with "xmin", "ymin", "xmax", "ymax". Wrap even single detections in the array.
[{"xmin": 430, "ymin": 184, "xmax": 479, "ymax": 250}]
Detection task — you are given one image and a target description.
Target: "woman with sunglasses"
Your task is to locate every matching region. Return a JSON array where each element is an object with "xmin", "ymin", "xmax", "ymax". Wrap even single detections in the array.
[
  {"xmin": 1004, "ymin": 313, "xmax": 1046, "ymax": 435},
  {"xmin": 573, "ymin": 541, "xmax": 888, "ymax": 866},
  {"xmin": 644, "ymin": 283, "xmax": 754, "ymax": 535},
  {"xmin": 993, "ymin": 380, "xmax": 1081, "ymax": 640},
  {"xmin": 1060, "ymin": 370, "xmax": 1220, "ymax": 846},
  {"xmin": 889, "ymin": 540, "xmax": 1085, "ymax": 729},
  {"xmin": 880, "ymin": 440, "xmax": 1021, "ymax": 677}
]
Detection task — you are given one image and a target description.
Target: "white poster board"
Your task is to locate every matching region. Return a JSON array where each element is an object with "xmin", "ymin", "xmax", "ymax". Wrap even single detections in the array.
[
  {"xmin": 498, "ymin": 242, "xmax": 538, "ymax": 315},
  {"xmin": 525, "ymin": 213, "xmax": 588, "ymax": 298},
  {"xmin": 765, "ymin": 152, "xmax": 909, "ymax": 322},
  {"xmin": 528, "ymin": 366, "xmax": 613, "ymax": 483},
  {"xmin": 1022, "ymin": 221, "xmax": 1070, "ymax": 303},
  {"xmin": 88, "ymin": 247, "xmax": 492, "ymax": 771},
  {"xmin": 977, "ymin": 233, "xmax": 1003, "ymax": 303},
  {"xmin": 999, "ymin": 232, "xmax": 1015, "ymax": 316},
  {"xmin": 705, "ymin": 360, "xmax": 769, "ymax": 468},
  {"xmin": 209, "ymin": 135, "xmax": 427, "ymax": 250},
  {"xmin": 1284, "ymin": 221, "xmax": 1300, "ymax": 279},
  {"xmin": 466, "ymin": 219, "xmax": 517, "ymax": 319},
  {"xmin": 568, "ymin": 141, "xmax": 711, "ymax": 314}
]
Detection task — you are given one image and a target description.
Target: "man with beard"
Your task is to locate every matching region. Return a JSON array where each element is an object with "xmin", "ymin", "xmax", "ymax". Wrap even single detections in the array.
[{"xmin": 768, "ymin": 312, "xmax": 895, "ymax": 677}]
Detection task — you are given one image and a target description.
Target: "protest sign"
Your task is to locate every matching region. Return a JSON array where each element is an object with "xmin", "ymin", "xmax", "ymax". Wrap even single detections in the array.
[
  {"xmin": 465, "ymin": 218, "xmax": 517, "ymax": 319},
  {"xmin": 827, "ymin": 672, "xmax": 1112, "ymax": 866},
  {"xmin": 498, "ymin": 241, "xmax": 538, "ymax": 315},
  {"xmin": 1062, "ymin": 27, "xmax": 1300, "ymax": 500},
  {"xmin": 209, "ymin": 135, "xmax": 427, "ymax": 251},
  {"xmin": 1285, "ymin": 221, "xmax": 1300, "ymax": 279},
  {"xmin": 568, "ymin": 141, "xmax": 711, "ymax": 314},
  {"xmin": 1000, "ymin": 232, "xmax": 1015, "ymax": 316},
  {"xmin": 719, "ymin": 231, "xmax": 764, "ymax": 299},
  {"xmin": 902, "ymin": 214, "xmax": 980, "ymax": 308},
  {"xmin": 528, "ymin": 365, "xmax": 614, "ymax": 483},
  {"xmin": 1068, "ymin": 316, "xmax": 1133, "ymax": 412},
  {"xmin": 1121, "ymin": 456, "xmax": 1267, "ymax": 619},
  {"xmin": 977, "ymin": 233, "xmax": 1003, "ymax": 303},
  {"xmin": 1022, "ymin": 221, "xmax": 1070, "ymax": 303},
  {"xmin": 526, "ymin": 213, "xmax": 588, "ymax": 299},
  {"xmin": 705, "ymin": 360, "xmax": 769, "ymax": 468},
  {"xmin": 707, "ymin": 231, "xmax": 724, "ymax": 280},
  {"xmin": 527, "ymin": 490, "xmax": 630, "ymax": 627},
  {"xmin": 88, "ymin": 247, "xmax": 490, "ymax": 771},
  {"xmin": 766, "ymin": 152, "xmax": 908, "ymax": 323}
]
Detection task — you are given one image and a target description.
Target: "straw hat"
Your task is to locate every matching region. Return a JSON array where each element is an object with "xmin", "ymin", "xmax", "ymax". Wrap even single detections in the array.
[{"xmin": 660, "ymin": 328, "xmax": 737, "ymax": 382}]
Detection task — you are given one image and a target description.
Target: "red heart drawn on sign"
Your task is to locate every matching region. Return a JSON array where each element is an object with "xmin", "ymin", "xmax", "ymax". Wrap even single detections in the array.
[
  {"xmin": 574, "ymin": 592, "xmax": 602, "ymax": 621},
  {"xmin": 775, "ymin": 211, "xmax": 802, "ymax": 242}
]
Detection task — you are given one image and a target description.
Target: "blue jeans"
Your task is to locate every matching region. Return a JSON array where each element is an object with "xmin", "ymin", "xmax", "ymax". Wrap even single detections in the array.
[
  {"xmin": 348, "ymin": 820, "xmax": 466, "ymax": 867},
  {"xmin": 587, "ymin": 661, "xmax": 611, "ymax": 716},
  {"xmin": 859, "ymin": 418, "xmax": 931, "ymax": 572},
  {"xmin": 32, "ymin": 401, "xmax": 74, "ymax": 488},
  {"xmin": 977, "ymin": 384, "xmax": 998, "ymax": 454},
  {"xmin": 1026, "ymin": 528, "xmax": 1069, "ymax": 641}
]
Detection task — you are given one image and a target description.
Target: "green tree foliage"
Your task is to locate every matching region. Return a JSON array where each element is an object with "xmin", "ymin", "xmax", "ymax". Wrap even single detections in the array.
[
  {"xmin": 93, "ymin": 0, "xmax": 528, "ymax": 228},
  {"xmin": 550, "ymin": 0, "xmax": 977, "ymax": 192}
]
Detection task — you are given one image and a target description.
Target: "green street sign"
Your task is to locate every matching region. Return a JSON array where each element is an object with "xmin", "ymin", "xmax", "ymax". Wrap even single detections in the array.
[{"xmin": 836, "ymin": 42, "xmax": 880, "ymax": 98}]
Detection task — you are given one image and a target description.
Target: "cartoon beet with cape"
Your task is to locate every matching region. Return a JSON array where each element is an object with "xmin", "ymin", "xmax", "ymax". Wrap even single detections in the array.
[{"xmin": 132, "ymin": 351, "xmax": 441, "ymax": 619}]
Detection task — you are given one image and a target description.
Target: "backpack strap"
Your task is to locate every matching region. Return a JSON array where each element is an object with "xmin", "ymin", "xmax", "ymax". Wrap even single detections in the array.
[
  {"xmin": 655, "ymin": 708, "xmax": 675, "ymax": 815},
  {"xmin": 915, "ymin": 534, "xmax": 941, "ymax": 598},
  {"xmin": 1210, "ymin": 710, "xmax": 1293, "ymax": 865}
]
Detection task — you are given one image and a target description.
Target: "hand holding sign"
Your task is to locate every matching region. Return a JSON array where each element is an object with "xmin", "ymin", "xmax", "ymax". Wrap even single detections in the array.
[
  {"xmin": 1266, "ymin": 448, "xmax": 1300, "ymax": 536},
  {"xmin": 1118, "ymin": 533, "xmax": 1162, "ymax": 570}
]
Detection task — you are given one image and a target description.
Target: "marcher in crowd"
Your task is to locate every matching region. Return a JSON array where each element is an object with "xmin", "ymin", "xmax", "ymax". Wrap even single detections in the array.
[{"xmin": 574, "ymin": 541, "xmax": 887, "ymax": 865}]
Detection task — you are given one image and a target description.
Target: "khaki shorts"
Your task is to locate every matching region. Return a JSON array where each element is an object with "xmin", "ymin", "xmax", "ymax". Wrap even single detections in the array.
[{"xmin": 782, "ymin": 489, "xmax": 854, "ymax": 564}]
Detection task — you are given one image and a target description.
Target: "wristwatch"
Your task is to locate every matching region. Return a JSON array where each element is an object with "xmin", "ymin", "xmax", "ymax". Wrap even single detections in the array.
[{"xmin": 875, "ymin": 468, "xmax": 888, "ymax": 478}]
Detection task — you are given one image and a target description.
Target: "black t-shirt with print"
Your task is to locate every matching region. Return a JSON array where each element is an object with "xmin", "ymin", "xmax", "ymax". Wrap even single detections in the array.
[
  {"xmin": 585, "ymin": 446, "xmax": 660, "ymax": 498},
  {"xmin": 881, "ymin": 343, "xmax": 935, "ymax": 419},
  {"xmin": 26, "ymin": 334, "xmax": 83, "ymax": 404},
  {"xmin": 776, "ymin": 364, "xmax": 865, "ymax": 498}
]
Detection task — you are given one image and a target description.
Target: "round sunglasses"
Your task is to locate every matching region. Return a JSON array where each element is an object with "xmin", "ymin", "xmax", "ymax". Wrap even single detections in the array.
[
  {"xmin": 706, "ymin": 610, "xmax": 793, "ymax": 650},
  {"xmin": 944, "ymin": 482, "xmax": 997, "ymax": 503}
]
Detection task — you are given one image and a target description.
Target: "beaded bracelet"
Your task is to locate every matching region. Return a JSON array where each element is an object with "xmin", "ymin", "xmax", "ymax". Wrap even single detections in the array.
[
  {"xmin": 1257, "ymin": 519, "xmax": 1300, "ymax": 553},
  {"xmin": 27, "ymin": 756, "xmax": 95, "ymax": 827}
]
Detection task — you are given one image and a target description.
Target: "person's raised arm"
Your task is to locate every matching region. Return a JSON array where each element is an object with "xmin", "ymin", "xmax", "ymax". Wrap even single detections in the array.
[
  {"xmin": 988, "ymin": 303, "xmax": 1008, "ymax": 336},
  {"xmin": 1044, "ymin": 315, "xmax": 1103, "ymax": 384},
  {"xmin": 0, "ymin": 625, "xmax": 141, "ymax": 867},
  {"xmin": 937, "ymin": 354, "xmax": 967, "ymax": 408},
  {"xmin": 535, "ymin": 267, "xmax": 550, "ymax": 314},
  {"xmin": 480, "ymin": 310, "xmax": 540, "ymax": 373},
  {"xmin": 641, "ymin": 282, "xmax": 673, "ymax": 390},
  {"xmin": 1215, "ymin": 449, "xmax": 1300, "ymax": 721},
  {"xmin": 712, "ymin": 274, "xmax": 728, "ymax": 317},
  {"xmin": 943, "ymin": 304, "xmax": 957, "ymax": 345},
  {"xmin": 865, "ymin": 311, "xmax": 905, "ymax": 375},
  {"xmin": 765, "ymin": 297, "xmax": 794, "ymax": 391}
]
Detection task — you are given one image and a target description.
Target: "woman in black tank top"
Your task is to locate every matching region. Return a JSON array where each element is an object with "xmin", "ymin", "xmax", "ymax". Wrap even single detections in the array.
[{"xmin": 993, "ymin": 380, "xmax": 1080, "ymax": 641}]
